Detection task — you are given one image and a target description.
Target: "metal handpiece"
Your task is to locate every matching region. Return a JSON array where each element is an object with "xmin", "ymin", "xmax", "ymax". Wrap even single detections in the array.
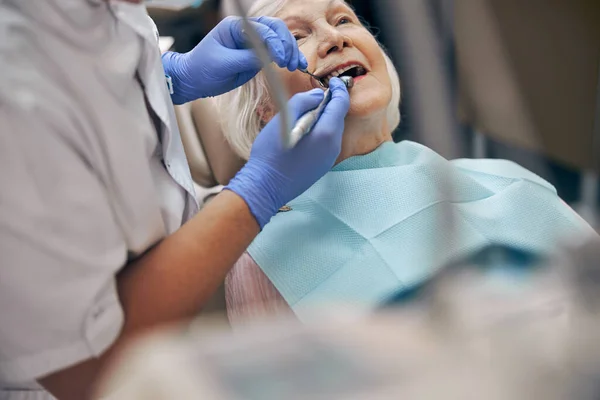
[
  {"xmin": 340, "ymin": 75, "xmax": 355, "ymax": 89},
  {"xmin": 287, "ymin": 76, "xmax": 354, "ymax": 148},
  {"xmin": 289, "ymin": 88, "xmax": 333, "ymax": 146}
]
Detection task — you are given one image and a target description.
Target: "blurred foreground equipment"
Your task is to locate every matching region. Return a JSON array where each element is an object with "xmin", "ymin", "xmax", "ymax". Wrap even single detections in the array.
[{"xmin": 98, "ymin": 240, "xmax": 600, "ymax": 399}]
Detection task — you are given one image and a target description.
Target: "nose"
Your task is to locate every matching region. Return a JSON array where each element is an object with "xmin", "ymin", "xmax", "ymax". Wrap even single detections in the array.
[{"xmin": 317, "ymin": 25, "xmax": 352, "ymax": 58}]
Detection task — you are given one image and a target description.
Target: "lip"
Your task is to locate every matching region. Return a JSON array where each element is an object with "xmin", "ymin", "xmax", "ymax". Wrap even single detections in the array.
[{"xmin": 351, "ymin": 74, "xmax": 368, "ymax": 83}]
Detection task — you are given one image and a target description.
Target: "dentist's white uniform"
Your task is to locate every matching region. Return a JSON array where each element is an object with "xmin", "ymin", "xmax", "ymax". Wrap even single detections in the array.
[{"xmin": 0, "ymin": 1, "xmax": 198, "ymax": 398}]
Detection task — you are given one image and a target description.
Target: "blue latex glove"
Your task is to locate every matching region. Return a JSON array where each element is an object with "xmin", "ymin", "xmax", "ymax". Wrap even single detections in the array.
[
  {"xmin": 162, "ymin": 16, "xmax": 308, "ymax": 104},
  {"xmin": 226, "ymin": 78, "xmax": 351, "ymax": 229}
]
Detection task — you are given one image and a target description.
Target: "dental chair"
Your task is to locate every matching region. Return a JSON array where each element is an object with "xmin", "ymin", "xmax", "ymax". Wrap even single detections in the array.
[{"xmin": 174, "ymin": 98, "xmax": 244, "ymax": 189}]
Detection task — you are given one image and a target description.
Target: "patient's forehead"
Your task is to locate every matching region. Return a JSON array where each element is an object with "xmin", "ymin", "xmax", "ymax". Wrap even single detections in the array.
[{"xmin": 276, "ymin": 0, "xmax": 354, "ymax": 23}]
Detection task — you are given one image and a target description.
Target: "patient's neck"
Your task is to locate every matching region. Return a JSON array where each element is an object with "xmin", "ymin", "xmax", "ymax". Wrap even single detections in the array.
[{"xmin": 336, "ymin": 113, "xmax": 393, "ymax": 164}]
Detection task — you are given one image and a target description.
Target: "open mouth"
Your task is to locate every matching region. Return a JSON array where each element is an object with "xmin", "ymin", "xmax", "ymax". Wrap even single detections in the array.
[{"xmin": 318, "ymin": 64, "xmax": 368, "ymax": 87}]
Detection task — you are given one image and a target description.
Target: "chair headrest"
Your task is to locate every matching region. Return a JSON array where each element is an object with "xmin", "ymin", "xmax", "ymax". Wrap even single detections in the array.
[{"xmin": 190, "ymin": 98, "xmax": 246, "ymax": 186}]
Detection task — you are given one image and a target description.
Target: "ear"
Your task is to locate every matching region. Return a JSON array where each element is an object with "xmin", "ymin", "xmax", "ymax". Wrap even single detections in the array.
[{"xmin": 257, "ymin": 103, "xmax": 276, "ymax": 125}]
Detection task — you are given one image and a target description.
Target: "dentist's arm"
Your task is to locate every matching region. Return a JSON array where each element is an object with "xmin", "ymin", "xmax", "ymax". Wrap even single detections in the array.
[{"xmin": 38, "ymin": 79, "xmax": 350, "ymax": 400}]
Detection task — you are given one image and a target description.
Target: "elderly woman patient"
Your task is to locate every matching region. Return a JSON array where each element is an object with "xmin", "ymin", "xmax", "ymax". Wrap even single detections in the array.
[{"xmin": 215, "ymin": 0, "xmax": 596, "ymax": 324}]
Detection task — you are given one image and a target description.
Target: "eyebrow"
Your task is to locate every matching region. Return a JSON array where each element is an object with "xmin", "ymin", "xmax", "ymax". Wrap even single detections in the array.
[
  {"xmin": 327, "ymin": 0, "xmax": 352, "ymax": 14},
  {"xmin": 282, "ymin": 0, "xmax": 352, "ymax": 24},
  {"xmin": 282, "ymin": 15, "xmax": 307, "ymax": 26},
  {"xmin": 329, "ymin": 0, "xmax": 354, "ymax": 11}
]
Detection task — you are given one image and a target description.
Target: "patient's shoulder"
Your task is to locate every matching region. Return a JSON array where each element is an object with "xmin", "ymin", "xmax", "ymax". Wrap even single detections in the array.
[
  {"xmin": 225, "ymin": 252, "xmax": 291, "ymax": 326},
  {"xmin": 450, "ymin": 158, "xmax": 556, "ymax": 193}
]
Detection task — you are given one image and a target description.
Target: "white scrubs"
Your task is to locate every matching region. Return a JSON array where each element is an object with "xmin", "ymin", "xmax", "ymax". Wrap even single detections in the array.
[{"xmin": 0, "ymin": 1, "xmax": 198, "ymax": 398}]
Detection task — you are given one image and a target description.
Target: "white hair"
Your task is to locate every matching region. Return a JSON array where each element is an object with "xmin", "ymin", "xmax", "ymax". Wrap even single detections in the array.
[{"xmin": 214, "ymin": 0, "xmax": 401, "ymax": 160}]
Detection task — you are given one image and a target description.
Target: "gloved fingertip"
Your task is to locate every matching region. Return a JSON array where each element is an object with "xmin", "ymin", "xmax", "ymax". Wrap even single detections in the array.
[
  {"xmin": 265, "ymin": 39, "xmax": 286, "ymax": 66},
  {"xmin": 327, "ymin": 76, "xmax": 345, "ymax": 88},
  {"xmin": 299, "ymin": 53, "xmax": 308, "ymax": 70},
  {"xmin": 276, "ymin": 51, "xmax": 287, "ymax": 67},
  {"xmin": 288, "ymin": 88, "xmax": 324, "ymax": 115},
  {"xmin": 328, "ymin": 78, "xmax": 349, "ymax": 95},
  {"xmin": 308, "ymin": 88, "xmax": 325, "ymax": 97},
  {"xmin": 270, "ymin": 54, "xmax": 283, "ymax": 68},
  {"xmin": 287, "ymin": 59, "xmax": 299, "ymax": 72}
]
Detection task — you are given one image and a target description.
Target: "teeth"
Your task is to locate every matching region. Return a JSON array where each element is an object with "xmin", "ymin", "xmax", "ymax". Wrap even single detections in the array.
[
  {"xmin": 318, "ymin": 64, "xmax": 365, "ymax": 86},
  {"xmin": 325, "ymin": 64, "xmax": 361, "ymax": 81}
]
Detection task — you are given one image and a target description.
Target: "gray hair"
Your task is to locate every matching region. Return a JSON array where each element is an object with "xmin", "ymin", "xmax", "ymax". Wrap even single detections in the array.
[{"xmin": 214, "ymin": 0, "xmax": 401, "ymax": 160}]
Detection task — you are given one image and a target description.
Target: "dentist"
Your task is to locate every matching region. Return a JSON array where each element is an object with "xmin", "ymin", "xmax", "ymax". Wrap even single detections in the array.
[{"xmin": 0, "ymin": 1, "xmax": 350, "ymax": 399}]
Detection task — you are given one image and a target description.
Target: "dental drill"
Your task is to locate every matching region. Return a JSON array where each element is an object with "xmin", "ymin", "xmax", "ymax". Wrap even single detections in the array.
[
  {"xmin": 288, "ymin": 75, "xmax": 354, "ymax": 148},
  {"xmin": 231, "ymin": 0, "xmax": 295, "ymax": 147}
]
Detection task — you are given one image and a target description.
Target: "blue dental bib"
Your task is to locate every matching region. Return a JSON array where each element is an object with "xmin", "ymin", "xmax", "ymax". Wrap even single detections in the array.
[{"xmin": 248, "ymin": 141, "xmax": 593, "ymax": 320}]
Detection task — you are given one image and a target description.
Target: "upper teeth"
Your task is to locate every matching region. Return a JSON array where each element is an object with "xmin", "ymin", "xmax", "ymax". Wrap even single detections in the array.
[{"xmin": 324, "ymin": 64, "xmax": 362, "ymax": 81}]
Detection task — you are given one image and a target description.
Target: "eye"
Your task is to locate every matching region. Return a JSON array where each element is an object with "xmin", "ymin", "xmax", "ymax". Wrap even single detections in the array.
[
  {"xmin": 337, "ymin": 16, "xmax": 351, "ymax": 26},
  {"xmin": 292, "ymin": 31, "xmax": 308, "ymax": 41}
]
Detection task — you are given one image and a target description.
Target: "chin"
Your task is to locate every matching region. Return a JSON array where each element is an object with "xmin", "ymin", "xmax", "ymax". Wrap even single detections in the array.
[
  {"xmin": 347, "ymin": 93, "xmax": 389, "ymax": 117},
  {"xmin": 346, "ymin": 79, "xmax": 391, "ymax": 115}
]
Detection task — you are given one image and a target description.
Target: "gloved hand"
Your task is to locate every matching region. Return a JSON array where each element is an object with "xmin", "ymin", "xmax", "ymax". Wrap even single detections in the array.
[
  {"xmin": 226, "ymin": 78, "xmax": 351, "ymax": 229},
  {"xmin": 162, "ymin": 16, "xmax": 307, "ymax": 104}
]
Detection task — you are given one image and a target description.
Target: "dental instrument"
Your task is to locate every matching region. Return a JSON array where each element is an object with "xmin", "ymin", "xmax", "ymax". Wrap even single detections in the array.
[
  {"xmin": 298, "ymin": 68, "xmax": 327, "ymax": 88},
  {"xmin": 288, "ymin": 76, "xmax": 354, "ymax": 147}
]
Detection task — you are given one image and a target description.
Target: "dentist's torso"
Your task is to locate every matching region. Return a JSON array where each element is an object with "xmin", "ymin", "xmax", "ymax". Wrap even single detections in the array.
[{"xmin": 0, "ymin": 1, "xmax": 197, "ymax": 398}]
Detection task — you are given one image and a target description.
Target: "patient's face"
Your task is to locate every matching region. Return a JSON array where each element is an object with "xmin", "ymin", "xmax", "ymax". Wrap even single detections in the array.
[{"xmin": 273, "ymin": 0, "xmax": 392, "ymax": 119}]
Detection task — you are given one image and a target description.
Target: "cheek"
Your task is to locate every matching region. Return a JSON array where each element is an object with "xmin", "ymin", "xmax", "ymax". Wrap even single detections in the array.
[
  {"xmin": 278, "ymin": 69, "xmax": 314, "ymax": 98},
  {"xmin": 259, "ymin": 69, "xmax": 314, "ymax": 124},
  {"xmin": 368, "ymin": 45, "xmax": 393, "ymax": 94},
  {"xmin": 278, "ymin": 41, "xmax": 318, "ymax": 97},
  {"xmin": 372, "ymin": 48, "xmax": 393, "ymax": 101},
  {"xmin": 376, "ymin": 62, "xmax": 393, "ymax": 104},
  {"xmin": 348, "ymin": 59, "xmax": 393, "ymax": 115},
  {"xmin": 349, "ymin": 85, "xmax": 391, "ymax": 116}
]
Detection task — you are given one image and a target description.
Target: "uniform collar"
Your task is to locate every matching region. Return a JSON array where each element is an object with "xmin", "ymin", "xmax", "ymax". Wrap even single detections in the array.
[{"xmin": 108, "ymin": 0, "xmax": 157, "ymax": 44}]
